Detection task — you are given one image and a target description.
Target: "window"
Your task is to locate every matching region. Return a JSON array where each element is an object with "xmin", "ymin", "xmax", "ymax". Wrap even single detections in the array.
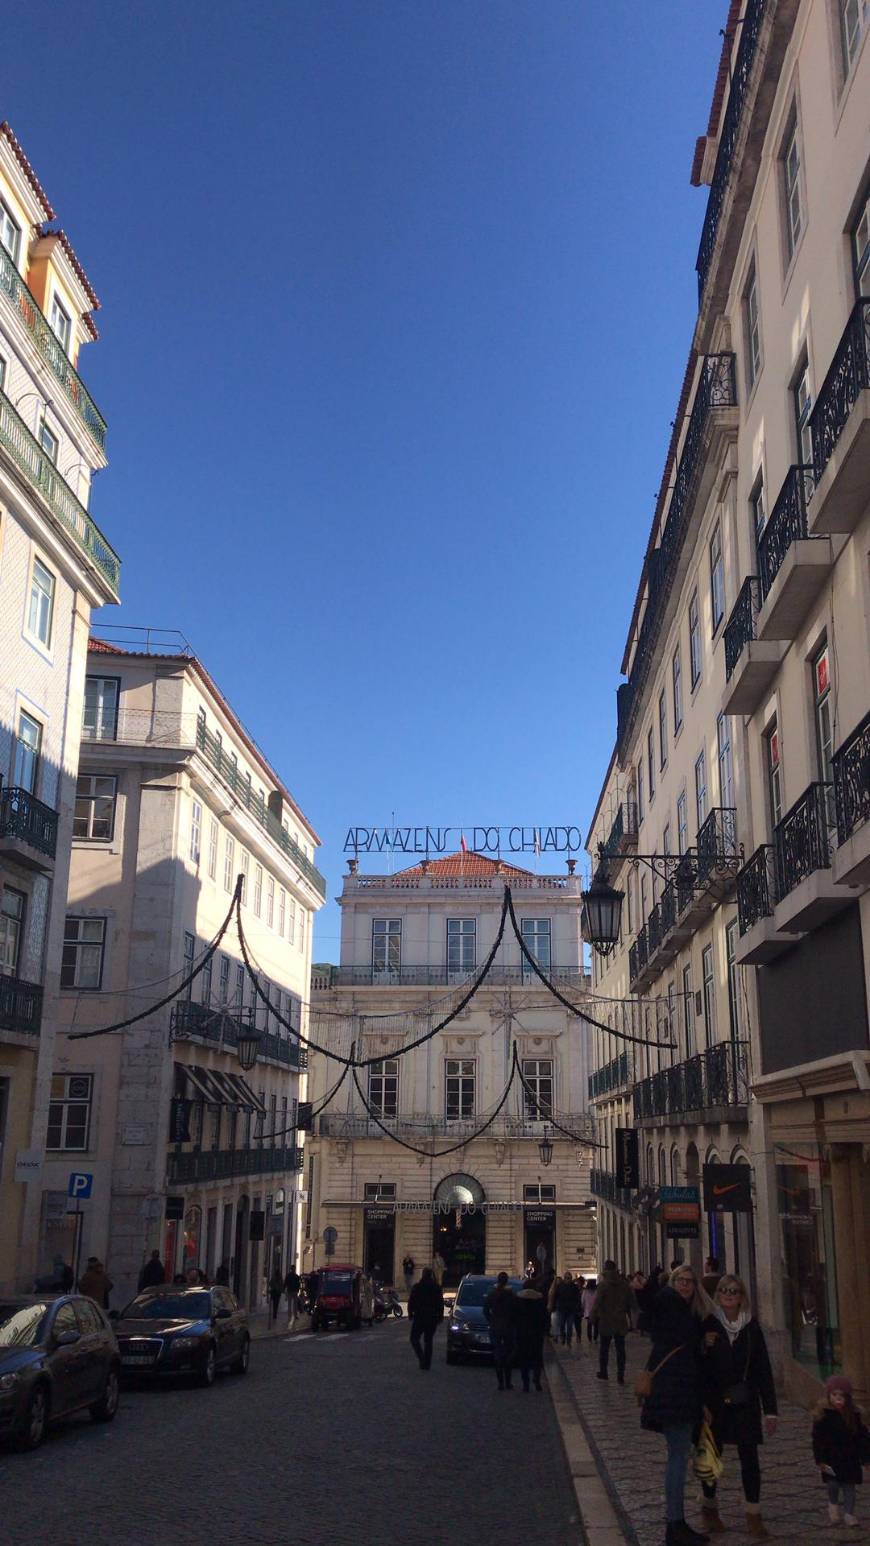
[
  {"xmin": 626, "ymin": 872, "xmax": 635, "ymax": 934},
  {"xmin": 219, "ymin": 954, "xmax": 230, "ymax": 1005},
  {"xmin": 0, "ymin": 352, "xmax": 6, "ymax": 391},
  {"xmin": 677, "ymin": 790, "xmax": 688, "ymax": 855},
  {"xmin": 839, "ymin": 0, "xmax": 868, "ymax": 78},
  {"xmin": 253, "ymin": 865, "xmax": 263, "ymax": 917},
  {"xmin": 13, "ymin": 711, "xmax": 41, "ymax": 793},
  {"xmin": 201, "ymin": 955, "xmax": 212, "ymax": 1008},
  {"xmin": 853, "ymin": 188, "xmax": 870, "ymax": 298},
  {"xmin": 658, "ymin": 690, "xmax": 668, "ymax": 770},
  {"xmin": 183, "ymin": 931, "xmax": 196, "ymax": 1001},
  {"xmin": 765, "ymin": 720, "xmax": 783, "ymax": 828},
  {"xmin": 39, "ymin": 421, "xmax": 58, "ymax": 464},
  {"xmin": 0, "ymin": 198, "xmax": 21, "ymax": 263},
  {"xmin": 447, "ymin": 918, "xmax": 476, "ymax": 975},
  {"xmin": 522, "ymin": 1058, "xmax": 553, "ymax": 1118},
  {"xmin": 82, "ymin": 677, "xmax": 119, "ymax": 741},
  {"xmin": 46, "ymin": 1074, "xmax": 93, "ymax": 1151},
  {"xmin": 190, "ymin": 800, "xmax": 202, "ymax": 864},
  {"xmin": 744, "ymin": 260, "xmax": 762, "ymax": 387},
  {"xmin": 0, "ymin": 888, "xmax": 25, "ymax": 973},
  {"xmin": 523, "ymin": 1182, "xmax": 556, "ymax": 1203},
  {"xmin": 49, "ymin": 294, "xmax": 71, "ymax": 355},
  {"xmin": 782, "ymin": 111, "xmax": 804, "ymax": 262},
  {"xmin": 239, "ymin": 850, "xmax": 249, "ymax": 904},
  {"xmin": 368, "ymin": 1058, "xmax": 398, "ymax": 1117},
  {"xmin": 688, "ymin": 590, "xmax": 702, "ymax": 686},
  {"xmin": 234, "ymin": 962, "xmax": 245, "ymax": 1009},
  {"xmin": 695, "ymin": 749, "xmax": 708, "ymax": 831},
  {"xmin": 372, "ymin": 919, "xmax": 402, "ymax": 975},
  {"xmin": 364, "ymin": 1180, "xmax": 397, "ymax": 1201},
  {"xmin": 647, "ymin": 727, "xmax": 655, "ymax": 801},
  {"xmin": 27, "ymin": 557, "xmax": 55, "ymax": 646},
  {"xmin": 298, "ymin": 907, "xmax": 305, "ymax": 955},
  {"xmin": 520, "ymin": 917, "xmax": 551, "ymax": 979},
  {"xmin": 710, "ymin": 522, "xmax": 725, "ymax": 632},
  {"xmin": 717, "ymin": 714, "xmax": 734, "ymax": 810},
  {"xmin": 278, "ymin": 887, "xmax": 286, "ymax": 934},
  {"xmin": 223, "ymin": 834, "xmax": 235, "ymax": 892},
  {"xmin": 793, "ymin": 359, "xmax": 813, "ymax": 467},
  {"xmin": 287, "ymin": 895, "xmax": 296, "ymax": 944},
  {"xmin": 445, "ymin": 1058, "xmax": 475, "ymax": 1119},
  {"xmin": 812, "ymin": 643, "xmax": 836, "ymax": 829},
  {"xmin": 73, "ymin": 775, "xmax": 117, "ymax": 840},
  {"xmin": 266, "ymin": 875, "xmax": 275, "ymax": 928},
  {"xmin": 726, "ymin": 919, "xmax": 744, "ymax": 1041},
  {"xmin": 207, "ymin": 818, "xmax": 219, "ymax": 881},
  {"xmin": 702, "ymin": 943, "xmax": 718, "ymax": 1048},
  {"xmin": 672, "ymin": 646, "xmax": 683, "ymax": 734},
  {"xmin": 61, "ymin": 917, "xmax": 105, "ymax": 989},
  {"xmin": 682, "ymin": 962, "xmax": 695, "ymax": 1059},
  {"xmin": 640, "ymin": 873, "xmax": 649, "ymax": 926},
  {"xmin": 637, "ymin": 760, "xmax": 645, "ymax": 823},
  {"xmin": 663, "ymin": 822, "xmax": 672, "ymax": 858},
  {"xmin": 751, "ymin": 475, "xmax": 767, "ymax": 553}
]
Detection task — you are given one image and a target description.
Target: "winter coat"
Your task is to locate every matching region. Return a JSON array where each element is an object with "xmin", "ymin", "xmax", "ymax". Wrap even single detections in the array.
[
  {"xmin": 581, "ymin": 1287, "xmax": 597, "ymax": 1318},
  {"xmin": 638, "ymin": 1287, "xmax": 705, "ymax": 1433},
  {"xmin": 555, "ymin": 1279, "xmax": 581, "ymax": 1315},
  {"xmin": 283, "ymin": 1269, "xmax": 301, "ymax": 1295},
  {"xmin": 483, "ymin": 1286, "xmax": 516, "ymax": 1335},
  {"xmin": 138, "ymin": 1257, "xmax": 166, "ymax": 1291},
  {"xmin": 593, "ymin": 1269, "xmax": 635, "ymax": 1337},
  {"xmin": 812, "ymin": 1404, "xmax": 870, "ymax": 1485},
  {"xmin": 408, "ymin": 1278, "xmax": 444, "ymax": 1330},
  {"xmin": 513, "ymin": 1287, "xmax": 548, "ymax": 1359},
  {"xmin": 79, "ymin": 1263, "xmax": 113, "ymax": 1308},
  {"xmin": 702, "ymin": 1315, "xmax": 777, "ymax": 1448}
]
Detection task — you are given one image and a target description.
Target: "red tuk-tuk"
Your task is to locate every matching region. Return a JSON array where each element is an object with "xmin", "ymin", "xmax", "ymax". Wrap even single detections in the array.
[{"xmin": 311, "ymin": 1264, "xmax": 374, "ymax": 1331}]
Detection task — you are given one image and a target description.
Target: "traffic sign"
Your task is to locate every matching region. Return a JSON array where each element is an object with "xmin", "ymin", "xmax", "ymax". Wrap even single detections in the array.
[{"xmin": 68, "ymin": 1171, "xmax": 93, "ymax": 1200}]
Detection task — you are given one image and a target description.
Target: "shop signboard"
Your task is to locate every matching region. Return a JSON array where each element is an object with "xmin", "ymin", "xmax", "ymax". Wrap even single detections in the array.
[
  {"xmin": 615, "ymin": 1128, "xmax": 639, "ymax": 1189},
  {"xmin": 666, "ymin": 1221, "xmax": 700, "ymax": 1240},
  {"xmin": 364, "ymin": 1206, "xmax": 395, "ymax": 1224},
  {"xmin": 703, "ymin": 1164, "xmax": 752, "ymax": 1213},
  {"xmin": 659, "ymin": 1185, "xmax": 700, "ymax": 1231},
  {"xmin": 524, "ymin": 1207, "xmax": 556, "ymax": 1227}
]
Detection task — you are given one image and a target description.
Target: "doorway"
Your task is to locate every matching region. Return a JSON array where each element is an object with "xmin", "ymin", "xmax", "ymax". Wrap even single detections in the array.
[
  {"xmin": 433, "ymin": 1173, "xmax": 486, "ymax": 1286},
  {"xmin": 364, "ymin": 1212, "xmax": 395, "ymax": 1284}
]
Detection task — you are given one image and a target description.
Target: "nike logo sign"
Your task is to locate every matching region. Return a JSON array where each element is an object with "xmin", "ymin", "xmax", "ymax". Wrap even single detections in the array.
[{"xmin": 712, "ymin": 1183, "xmax": 741, "ymax": 1196}]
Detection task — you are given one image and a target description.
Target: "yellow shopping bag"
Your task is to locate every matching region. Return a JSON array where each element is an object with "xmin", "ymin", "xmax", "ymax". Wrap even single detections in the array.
[{"xmin": 693, "ymin": 1420, "xmax": 723, "ymax": 1484}]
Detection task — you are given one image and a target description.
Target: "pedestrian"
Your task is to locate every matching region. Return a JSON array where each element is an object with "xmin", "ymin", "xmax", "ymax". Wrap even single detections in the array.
[
  {"xmin": 555, "ymin": 1271, "xmax": 581, "ymax": 1348},
  {"xmin": 138, "ymin": 1249, "xmax": 166, "ymax": 1292},
  {"xmin": 402, "ymin": 1254, "xmax": 416, "ymax": 1295},
  {"xmin": 484, "ymin": 1271, "xmax": 517, "ymax": 1390},
  {"xmin": 34, "ymin": 1254, "xmax": 74, "ymax": 1293},
  {"xmin": 573, "ymin": 1274, "xmax": 586, "ymax": 1344},
  {"xmin": 79, "ymin": 1256, "xmax": 113, "ymax": 1309},
  {"xmin": 637, "ymin": 1262, "xmax": 715, "ymax": 1546},
  {"xmin": 594, "ymin": 1259, "xmax": 635, "ymax": 1384},
  {"xmin": 407, "ymin": 1266, "xmax": 444, "ymax": 1370},
  {"xmin": 306, "ymin": 1269, "xmax": 320, "ymax": 1312},
  {"xmin": 582, "ymin": 1277, "xmax": 599, "ymax": 1343},
  {"xmin": 284, "ymin": 1263, "xmax": 301, "ymax": 1327},
  {"xmin": 702, "ymin": 1255, "xmax": 722, "ymax": 1299},
  {"xmin": 514, "ymin": 1273, "xmax": 548, "ymax": 1391},
  {"xmin": 268, "ymin": 1263, "xmax": 283, "ymax": 1324},
  {"xmin": 172, "ymin": 1272, "xmax": 186, "ymax": 1286},
  {"xmin": 215, "ymin": 1259, "xmax": 230, "ymax": 1286},
  {"xmin": 629, "ymin": 1271, "xmax": 648, "ymax": 1329},
  {"xmin": 700, "ymin": 1273, "xmax": 778, "ymax": 1539},
  {"xmin": 812, "ymin": 1375, "xmax": 870, "ymax": 1529},
  {"xmin": 432, "ymin": 1249, "xmax": 446, "ymax": 1287}
]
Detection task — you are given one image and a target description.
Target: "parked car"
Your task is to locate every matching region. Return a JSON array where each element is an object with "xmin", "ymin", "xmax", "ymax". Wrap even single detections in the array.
[
  {"xmin": 0, "ymin": 1294, "xmax": 120, "ymax": 1449},
  {"xmin": 311, "ymin": 1265, "xmax": 374, "ymax": 1330},
  {"xmin": 113, "ymin": 1285, "xmax": 249, "ymax": 1385},
  {"xmin": 446, "ymin": 1274, "xmax": 523, "ymax": 1364}
]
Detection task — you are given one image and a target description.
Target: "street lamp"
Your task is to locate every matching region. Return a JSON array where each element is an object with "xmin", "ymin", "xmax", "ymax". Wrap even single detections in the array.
[
  {"xmin": 538, "ymin": 1130, "xmax": 554, "ymax": 1168},
  {"xmin": 236, "ymin": 1012, "xmax": 263, "ymax": 1072},
  {"xmin": 581, "ymin": 847, "xmax": 624, "ymax": 958}
]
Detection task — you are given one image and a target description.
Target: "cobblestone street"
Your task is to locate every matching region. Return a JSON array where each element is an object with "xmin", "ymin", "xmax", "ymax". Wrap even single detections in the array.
[
  {"xmin": 549, "ymin": 1333, "xmax": 870, "ymax": 1546},
  {"xmin": 0, "ymin": 1321, "xmax": 582, "ymax": 1546}
]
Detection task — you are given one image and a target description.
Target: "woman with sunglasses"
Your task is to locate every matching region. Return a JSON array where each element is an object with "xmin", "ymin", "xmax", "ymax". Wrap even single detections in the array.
[
  {"xmin": 638, "ymin": 1264, "xmax": 716, "ymax": 1546},
  {"xmin": 700, "ymin": 1273, "xmax": 777, "ymax": 1539}
]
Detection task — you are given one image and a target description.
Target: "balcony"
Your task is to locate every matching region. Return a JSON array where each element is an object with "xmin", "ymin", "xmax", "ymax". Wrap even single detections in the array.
[
  {"xmin": 695, "ymin": 0, "xmax": 766, "ymax": 303},
  {"xmin": 773, "ymin": 781, "xmax": 851, "ymax": 933},
  {"xmin": 319, "ymin": 1111, "xmax": 594, "ymax": 1142},
  {"xmin": 722, "ymin": 576, "xmax": 785, "ymax": 717},
  {"xmin": 629, "ymin": 815, "xmax": 737, "ymax": 989},
  {"xmin": 601, "ymin": 801, "xmax": 639, "ymax": 874},
  {"xmin": 0, "ymin": 973, "xmax": 43, "ymax": 1038},
  {"xmin": 0, "ymin": 387, "xmax": 120, "ymax": 597},
  {"xmin": 832, "ymin": 708, "xmax": 870, "ymax": 886},
  {"xmin": 808, "ymin": 299, "xmax": 870, "ymax": 537},
  {"xmin": 319, "ymin": 963, "xmax": 586, "ymax": 989},
  {"xmin": 167, "ymin": 1144, "xmax": 304, "ymax": 1185},
  {"xmin": 588, "ymin": 1051, "xmax": 631, "ymax": 1102},
  {"xmin": 0, "ymin": 244, "xmax": 107, "ymax": 451},
  {"xmin": 696, "ymin": 807, "xmax": 739, "ymax": 893},
  {"xmin": 756, "ymin": 465, "xmax": 832, "ymax": 641},
  {"xmin": 0, "ymin": 785, "xmax": 58, "ymax": 870},
  {"xmin": 170, "ymin": 999, "xmax": 307, "ymax": 1070},
  {"xmin": 735, "ymin": 844, "xmax": 792, "ymax": 963},
  {"xmin": 590, "ymin": 1167, "xmax": 633, "ymax": 1211},
  {"xmin": 633, "ymin": 1041, "xmax": 748, "ymax": 1126}
]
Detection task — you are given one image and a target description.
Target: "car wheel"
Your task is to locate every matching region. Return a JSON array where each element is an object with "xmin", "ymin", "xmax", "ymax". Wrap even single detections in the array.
[
  {"xmin": 90, "ymin": 1365, "xmax": 120, "ymax": 1422},
  {"xmin": 18, "ymin": 1384, "xmax": 49, "ymax": 1449},
  {"xmin": 233, "ymin": 1336, "xmax": 250, "ymax": 1375},
  {"xmin": 198, "ymin": 1345, "xmax": 217, "ymax": 1387}
]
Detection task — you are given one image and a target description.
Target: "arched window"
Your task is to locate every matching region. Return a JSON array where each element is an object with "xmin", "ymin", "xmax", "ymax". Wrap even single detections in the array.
[
  {"xmin": 433, "ymin": 1172, "xmax": 485, "ymax": 1209},
  {"xmin": 670, "ymin": 1147, "xmax": 680, "ymax": 1186}
]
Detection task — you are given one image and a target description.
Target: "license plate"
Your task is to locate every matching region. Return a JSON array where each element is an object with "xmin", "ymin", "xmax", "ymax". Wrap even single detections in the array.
[{"xmin": 121, "ymin": 1355, "xmax": 154, "ymax": 1365}]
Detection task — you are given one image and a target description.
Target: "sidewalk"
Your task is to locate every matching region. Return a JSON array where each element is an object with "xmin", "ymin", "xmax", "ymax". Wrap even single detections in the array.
[
  {"xmin": 547, "ymin": 1332, "xmax": 869, "ymax": 1545},
  {"xmin": 249, "ymin": 1308, "xmax": 312, "ymax": 1340}
]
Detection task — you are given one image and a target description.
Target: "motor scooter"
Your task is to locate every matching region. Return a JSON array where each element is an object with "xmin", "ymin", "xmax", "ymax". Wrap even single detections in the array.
[{"xmin": 373, "ymin": 1286, "xmax": 404, "ymax": 1321}]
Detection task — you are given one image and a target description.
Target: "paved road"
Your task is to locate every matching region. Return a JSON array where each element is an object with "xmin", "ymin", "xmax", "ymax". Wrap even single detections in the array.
[{"xmin": 1, "ymin": 1322, "xmax": 583, "ymax": 1546}]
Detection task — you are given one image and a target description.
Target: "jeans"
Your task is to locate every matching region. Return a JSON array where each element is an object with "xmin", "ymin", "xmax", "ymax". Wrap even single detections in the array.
[
  {"xmin": 599, "ymin": 1333, "xmax": 626, "ymax": 1378},
  {"xmin": 826, "ymin": 1479, "xmax": 857, "ymax": 1514},
  {"xmin": 286, "ymin": 1293, "xmax": 299, "ymax": 1324},
  {"xmin": 410, "ymin": 1324, "xmax": 435, "ymax": 1368},
  {"xmin": 664, "ymin": 1423, "xmax": 694, "ymax": 1523},
  {"xmin": 558, "ymin": 1309, "xmax": 575, "ymax": 1345},
  {"xmin": 519, "ymin": 1349, "xmax": 543, "ymax": 1390},
  {"xmin": 702, "ymin": 1440, "xmax": 761, "ymax": 1505},
  {"xmin": 492, "ymin": 1329, "xmax": 515, "ymax": 1385},
  {"xmin": 586, "ymin": 1317, "xmax": 599, "ymax": 1342}
]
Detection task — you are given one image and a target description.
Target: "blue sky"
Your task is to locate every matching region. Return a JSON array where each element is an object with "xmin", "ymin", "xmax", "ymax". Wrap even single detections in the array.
[{"xmin": 4, "ymin": 1, "xmax": 725, "ymax": 959}]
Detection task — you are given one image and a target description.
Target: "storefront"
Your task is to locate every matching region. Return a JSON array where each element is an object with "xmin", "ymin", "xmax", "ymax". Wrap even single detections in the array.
[
  {"xmin": 523, "ymin": 1202, "xmax": 555, "ymax": 1276},
  {"xmin": 364, "ymin": 1204, "xmax": 395, "ymax": 1281},
  {"xmin": 432, "ymin": 1174, "xmax": 487, "ymax": 1286},
  {"xmin": 775, "ymin": 1143, "xmax": 841, "ymax": 1380}
]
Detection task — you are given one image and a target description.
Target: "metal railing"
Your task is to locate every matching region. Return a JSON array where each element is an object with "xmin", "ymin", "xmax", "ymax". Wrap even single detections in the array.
[
  {"xmin": 170, "ymin": 998, "xmax": 307, "ymax": 1070},
  {"xmin": 588, "ymin": 1051, "xmax": 630, "ymax": 1101},
  {"xmin": 724, "ymin": 576, "xmax": 760, "ymax": 680},
  {"xmin": 628, "ymin": 925, "xmax": 648, "ymax": 987},
  {"xmin": 695, "ymin": 0, "xmax": 767, "ymax": 301},
  {"xmin": 0, "ymin": 785, "xmax": 58, "ymax": 858},
  {"xmin": 0, "ymin": 244, "xmax": 107, "ymax": 449},
  {"xmin": 810, "ymin": 298, "xmax": 870, "ymax": 482},
  {"xmin": 833, "ymin": 708, "xmax": 870, "ymax": 847},
  {"xmin": 758, "ymin": 464, "xmax": 816, "ymax": 601},
  {"xmin": 167, "ymin": 1144, "xmax": 304, "ymax": 1185},
  {"xmin": 775, "ymin": 781, "xmax": 833, "ymax": 901},
  {"xmin": 602, "ymin": 801, "xmax": 639, "ymax": 863},
  {"xmin": 633, "ymin": 1041, "xmax": 748, "ymax": 1121},
  {"xmin": 320, "ymin": 962, "xmax": 586, "ymax": 989},
  {"xmin": 590, "ymin": 1167, "xmax": 633, "ymax": 1210},
  {"xmin": 0, "ymin": 972, "xmax": 43, "ymax": 1036},
  {"xmin": 736, "ymin": 844, "xmax": 777, "ymax": 935},
  {"xmin": 319, "ymin": 1110, "xmax": 594, "ymax": 1141},
  {"xmin": 0, "ymin": 387, "xmax": 120, "ymax": 594},
  {"xmin": 348, "ymin": 873, "xmax": 576, "ymax": 892},
  {"xmin": 696, "ymin": 807, "xmax": 738, "ymax": 886}
]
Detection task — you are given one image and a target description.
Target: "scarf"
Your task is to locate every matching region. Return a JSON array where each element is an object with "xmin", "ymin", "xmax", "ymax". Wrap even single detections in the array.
[{"xmin": 715, "ymin": 1305, "xmax": 751, "ymax": 1344}]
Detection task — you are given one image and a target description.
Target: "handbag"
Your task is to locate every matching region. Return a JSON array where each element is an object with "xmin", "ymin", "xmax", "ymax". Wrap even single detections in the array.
[
  {"xmin": 693, "ymin": 1420, "xmax": 724, "ymax": 1483},
  {"xmin": 634, "ymin": 1343, "xmax": 685, "ymax": 1406},
  {"xmin": 723, "ymin": 1333, "xmax": 753, "ymax": 1407}
]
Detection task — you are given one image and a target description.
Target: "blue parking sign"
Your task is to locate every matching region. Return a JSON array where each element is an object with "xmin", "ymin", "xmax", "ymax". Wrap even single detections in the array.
[{"xmin": 68, "ymin": 1172, "xmax": 93, "ymax": 1200}]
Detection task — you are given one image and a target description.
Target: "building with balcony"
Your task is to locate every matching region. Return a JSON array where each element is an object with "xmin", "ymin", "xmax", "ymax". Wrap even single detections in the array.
[
  {"xmin": 305, "ymin": 851, "xmax": 595, "ymax": 1287},
  {"xmin": 0, "ymin": 124, "xmax": 121, "ymax": 1293},
  {"xmin": 36, "ymin": 632, "xmax": 323, "ymax": 1310}
]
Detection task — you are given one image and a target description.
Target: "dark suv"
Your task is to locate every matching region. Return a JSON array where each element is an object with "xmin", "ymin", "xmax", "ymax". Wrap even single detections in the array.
[
  {"xmin": 0, "ymin": 1295, "xmax": 120, "ymax": 1449},
  {"xmin": 446, "ymin": 1274, "xmax": 523, "ymax": 1364},
  {"xmin": 114, "ymin": 1285, "xmax": 249, "ymax": 1385}
]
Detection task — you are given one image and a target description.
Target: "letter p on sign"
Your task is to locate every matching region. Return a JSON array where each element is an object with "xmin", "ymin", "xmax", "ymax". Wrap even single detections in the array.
[{"xmin": 68, "ymin": 1171, "xmax": 93, "ymax": 1200}]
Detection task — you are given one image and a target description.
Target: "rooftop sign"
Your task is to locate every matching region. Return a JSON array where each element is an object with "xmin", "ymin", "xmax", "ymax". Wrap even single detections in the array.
[{"xmin": 343, "ymin": 825, "xmax": 583, "ymax": 855}]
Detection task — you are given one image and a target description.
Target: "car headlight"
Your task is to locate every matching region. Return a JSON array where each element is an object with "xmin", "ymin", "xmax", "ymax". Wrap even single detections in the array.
[
  {"xmin": 0, "ymin": 1372, "xmax": 20, "ymax": 1391},
  {"xmin": 169, "ymin": 1336, "xmax": 199, "ymax": 1351},
  {"xmin": 450, "ymin": 1322, "xmax": 462, "ymax": 1333}
]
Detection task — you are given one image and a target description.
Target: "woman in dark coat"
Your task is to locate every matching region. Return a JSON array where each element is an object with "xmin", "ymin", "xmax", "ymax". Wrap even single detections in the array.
[
  {"xmin": 513, "ymin": 1275, "xmax": 548, "ymax": 1391},
  {"xmin": 407, "ymin": 1267, "xmax": 444, "ymax": 1369},
  {"xmin": 638, "ymin": 1264, "xmax": 714, "ymax": 1546},
  {"xmin": 700, "ymin": 1273, "xmax": 777, "ymax": 1539}
]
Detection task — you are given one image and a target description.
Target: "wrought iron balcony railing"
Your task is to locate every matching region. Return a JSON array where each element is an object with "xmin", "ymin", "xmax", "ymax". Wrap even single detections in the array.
[
  {"xmin": 774, "ymin": 781, "xmax": 833, "ymax": 901},
  {"xmin": 0, "ymin": 244, "xmax": 107, "ymax": 450},
  {"xmin": 602, "ymin": 801, "xmax": 639, "ymax": 863},
  {"xmin": 167, "ymin": 1144, "xmax": 304, "ymax": 1185},
  {"xmin": 736, "ymin": 843, "xmax": 777, "ymax": 935},
  {"xmin": 590, "ymin": 1167, "xmax": 633, "ymax": 1210},
  {"xmin": 170, "ymin": 998, "xmax": 306, "ymax": 1069},
  {"xmin": 0, "ymin": 972, "xmax": 43, "ymax": 1036},
  {"xmin": 319, "ymin": 963, "xmax": 585, "ymax": 988},
  {"xmin": 633, "ymin": 1041, "xmax": 748, "ymax": 1122},
  {"xmin": 810, "ymin": 298, "xmax": 870, "ymax": 483},
  {"xmin": 660, "ymin": 876, "xmax": 677, "ymax": 935},
  {"xmin": 724, "ymin": 576, "xmax": 761, "ymax": 680},
  {"xmin": 695, "ymin": 0, "xmax": 767, "ymax": 301},
  {"xmin": 318, "ymin": 1111, "xmax": 594, "ymax": 1141},
  {"xmin": 646, "ymin": 901, "xmax": 663, "ymax": 957},
  {"xmin": 589, "ymin": 1051, "xmax": 631, "ymax": 1101},
  {"xmin": 628, "ymin": 924, "xmax": 648, "ymax": 987},
  {"xmin": 0, "ymin": 387, "xmax": 120, "ymax": 594},
  {"xmin": 0, "ymin": 785, "xmax": 58, "ymax": 858},
  {"xmin": 833, "ymin": 708, "xmax": 870, "ymax": 847},
  {"xmin": 757, "ymin": 464, "xmax": 816, "ymax": 601},
  {"xmin": 696, "ymin": 807, "xmax": 738, "ymax": 886}
]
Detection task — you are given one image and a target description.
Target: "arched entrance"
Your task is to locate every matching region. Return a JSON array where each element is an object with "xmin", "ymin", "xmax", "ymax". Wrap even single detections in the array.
[{"xmin": 433, "ymin": 1173, "xmax": 486, "ymax": 1286}]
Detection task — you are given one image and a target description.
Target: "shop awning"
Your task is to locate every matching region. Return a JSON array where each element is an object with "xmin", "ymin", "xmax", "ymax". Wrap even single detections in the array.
[
  {"xmin": 183, "ymin": 1065, "xmax": 226, "ymax": 1104},
  {"xmin": 180, "ymin": 1065, "xmax": 265, "ymax": 1114}
]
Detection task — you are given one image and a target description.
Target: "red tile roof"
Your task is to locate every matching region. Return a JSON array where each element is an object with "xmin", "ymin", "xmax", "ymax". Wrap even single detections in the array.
[
  {"xmin": 40, "ymin": 227, "xmax": 101, "ymax": 311},
  {"xmin": 395, "ymin": 851, "xmax": 534, "ymax": 879},
  {"xmin": 691, "ymin": 0, "xmax": 743, "ymax": 185},
  {"xmin": 89, "ymin": 637, "xmax": 131, "ymax": 654},
  {"xmin": 0, "ymin": 122, "xmax": 56, "ymax": 220}
]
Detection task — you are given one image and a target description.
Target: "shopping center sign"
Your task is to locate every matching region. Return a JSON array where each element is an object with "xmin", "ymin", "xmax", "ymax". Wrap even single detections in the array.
[{"xmin": 343, "ymin": 825, "xmax": 584, "ymax": 855}]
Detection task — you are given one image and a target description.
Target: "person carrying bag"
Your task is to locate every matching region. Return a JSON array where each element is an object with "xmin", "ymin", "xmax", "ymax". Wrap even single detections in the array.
[
  {"xmin": 636, "ymin": 1265, "xmax": 714, "ymax": 1546},
  {"xmin": 700, "ymin": 1273, "xmax": 777, "ymax": 1539}
]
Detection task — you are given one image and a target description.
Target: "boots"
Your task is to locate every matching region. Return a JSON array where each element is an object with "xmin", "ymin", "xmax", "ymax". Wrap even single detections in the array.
[
  {"xmin": 665, "ymin": 1522, "xmax": 710, "ymax": 1546},
  {"xmin": 827, "ymin": 1504, "xmax": 843, "ymax": 1525},
  {"xmin": 700, "ymin": 1503, "xmax": 728, "ymax": 1534},
  {"xmin": 745, "ymin": 1506, "xmax": 770, "ymax": 1539}
]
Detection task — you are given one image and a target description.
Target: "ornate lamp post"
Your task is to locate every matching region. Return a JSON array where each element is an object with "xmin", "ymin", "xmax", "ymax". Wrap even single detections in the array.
[
  {"xmin": 580, "ymin": 847, "xmax": 624, "ymax": 958},
  {"xmin": 538, "ymin": 1129, "xmax": 554, "ymax": 1168},
  {"xmin": 236, "ymin": 1012, "xmax": 263, "ymax": 1072}
]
